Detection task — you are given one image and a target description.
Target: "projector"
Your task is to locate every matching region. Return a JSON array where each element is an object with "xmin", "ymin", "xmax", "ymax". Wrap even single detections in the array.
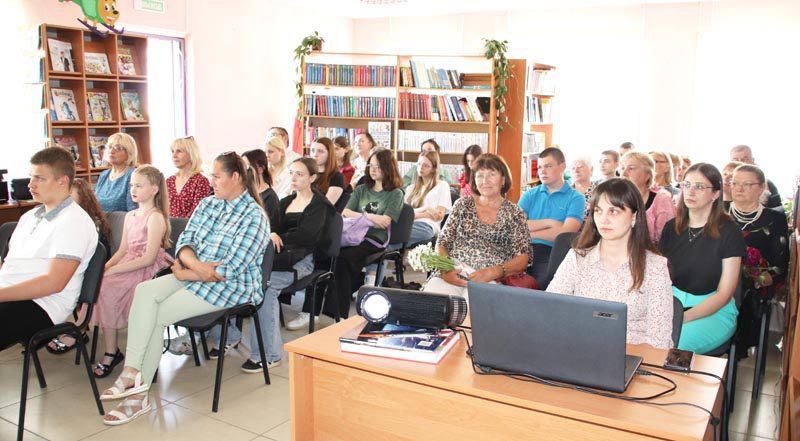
[{"xmin": 356, "ymin": 286, "xmax": 468, "ymax": 329}]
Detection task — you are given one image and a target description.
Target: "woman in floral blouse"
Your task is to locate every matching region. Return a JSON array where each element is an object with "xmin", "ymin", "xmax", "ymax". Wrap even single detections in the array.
[
  {"xmin": 167, "ymin": 136, "xmax": 211, "ymax": 218},
  {"xmin": 424, "ymin": 154, "xmax": 529, "ymax": 302}
]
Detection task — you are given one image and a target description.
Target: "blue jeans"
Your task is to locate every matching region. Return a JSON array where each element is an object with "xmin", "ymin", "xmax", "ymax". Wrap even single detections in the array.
[{"xmin": 208, "ymin": 254, "xmax": 314, "ymax": 362}]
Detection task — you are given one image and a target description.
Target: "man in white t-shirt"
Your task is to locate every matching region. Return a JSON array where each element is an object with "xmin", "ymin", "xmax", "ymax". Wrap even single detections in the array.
[{"xmin": 0, "ymin": 147, "xmax": 98, "ymax": 350}]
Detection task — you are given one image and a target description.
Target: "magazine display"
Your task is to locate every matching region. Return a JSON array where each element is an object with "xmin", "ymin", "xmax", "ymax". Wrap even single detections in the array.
[
  {"xmin": 120, "ymin": 92, "xmax": 145, "ymax": 121},
  {"xmin": 87, "ymin": 92, "xmax": 113, "ymax": 122},
  {"xmin": 117, "ymin": 47, "xmax": 137, "ymax": 75},
  {"xmin": 47, "ymin": 39, "xmax": 75, "ymax": 72},
  {"xmin": 84, "ymin": 52, "xmax": 112, "ymax": 74},
  {"xmin": 53, "ymin": 135, "xmax": 81, "ymax": 165},
  {"xmin": 89, "ymin": 136, "xmax": 109, "ymax": 167},
  {"xmin": 51, "ymin": 88, "xmax": 80, "ymax": 122}
]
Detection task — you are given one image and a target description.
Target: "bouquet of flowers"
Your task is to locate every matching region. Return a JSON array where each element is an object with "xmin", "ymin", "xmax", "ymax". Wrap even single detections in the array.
[
  {"xmin": 407, "ymin": 243, "xmax": 474, "ymax": 278},
  {"xmin": 742, "ymin": 246, "xmax": 779, "ymax": 290}
]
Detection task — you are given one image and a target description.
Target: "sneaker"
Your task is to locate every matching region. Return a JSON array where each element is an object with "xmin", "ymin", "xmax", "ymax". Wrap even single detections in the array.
[
  {"xmin": 164, "ymin": 335, "xmax": 193, "ymax": 356},
  {"xmin": 285, "ymin": 312, "xmax": 319, "ymax": 331},
  {"xmin": 208, "ymin": 341, "xmax": 239, "ymax": 360},
  {"xmin": 240, "ymin": 358, "xmax": 281, "ymax": 373}
]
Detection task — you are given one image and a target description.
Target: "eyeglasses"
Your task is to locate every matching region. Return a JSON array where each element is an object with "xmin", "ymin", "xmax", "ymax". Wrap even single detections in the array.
[
  {"xmin": 109, "ymin": 144, "xmax": 127, "ymax": 152},
  {"xmin": 678, "ymin": 181, "xmax": 715, "ymax": 191},
  {"xmin": 730, "ymin": 181, "xmax": 761, "ymax": 189}
]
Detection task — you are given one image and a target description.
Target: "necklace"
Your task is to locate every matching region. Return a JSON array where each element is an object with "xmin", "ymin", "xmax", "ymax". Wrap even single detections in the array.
[
  {"xmin": 688, "ymin": 227, "xmax": 704, "ymax": 243},
  {"xmin": 728, "ymin": 202, "xmax": 762, "ymax": 230}
]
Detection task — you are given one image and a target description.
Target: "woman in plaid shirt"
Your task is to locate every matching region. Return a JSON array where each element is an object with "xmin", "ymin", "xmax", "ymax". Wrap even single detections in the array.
[{"xmin": 99, "ymin": 151, "xmax": 269, "ymax": 426}]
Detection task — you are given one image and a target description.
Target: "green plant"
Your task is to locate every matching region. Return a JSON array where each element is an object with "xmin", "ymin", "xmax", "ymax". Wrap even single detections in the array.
[
  {"xmin": 294, "ymin": 32, "xmax": 325, "ymax": 111},
  {"xmin": 483, "ymin": 38, "xmax": 512, "ymax": 131}
]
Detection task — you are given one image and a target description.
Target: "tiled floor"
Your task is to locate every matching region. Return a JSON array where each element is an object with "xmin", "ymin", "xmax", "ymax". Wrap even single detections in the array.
[{"xmin": 0, "ymin": 273, "xmax": 786, "ymax": 440}]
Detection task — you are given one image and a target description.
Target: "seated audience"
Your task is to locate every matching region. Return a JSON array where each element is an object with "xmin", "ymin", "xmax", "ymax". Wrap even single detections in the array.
[
  {"xmin": 333, "ymin": 136, "xmax": 355, "ymax": 188},
  {"xmin": 548, "ymin": 178, "xmax": 673, "ymax": 349},
  {"xmin": 404, "ymin": 150, "xmax": 453, "ymax": 247},
  {"xmin": 95, "ymin": 132, "xmax": 138, "ymax": 212},
  {"xmin": 329, "ymin": 149, "xmax": 404, "ymax": 319},
  {"xmin": 242, "ymin": 149, "xmax": 281, "ymax": 227},
  {"xmin": 266, "ymin": 136, "xmax": 292, "ymax": 198},
  {"xmin": 459, "ymin": 144, "xmax": 482, "ymax": 197},
  {"xmin": 518, "ymin": 147, "xmax": 585, "ymax": 283},
  {"xmin": 0, "ymin": 148, "xmax": 98, "ymax": 351},
  {"xmin": 309, "ymin": 137, "xmax": 346, "ymax": 208},
  {"xmin": 90, "ymin": 165, "xmax": 171, "ymax": 378},
  {"xmin": 99, "ymin": 151, "xmax": 268, "ymax": 425},
  {"xmin": 167, "ymin": 136, "xmax": 211, "ymax": 218},
  {"xmin": 728, "ymin": 164, "xmax": 790, "ymax": 357},
  {"xmin": 425, "ymin": 154, "xmax": 529, "ymax": 301},
  {"xmin": 620, "ymin": 151, "xmax": 675, "ymax": 244},
  {"xmin": 669, "ymin": 153, "xmax": 682, "ymax": 187},
  {"xmin": 650, "ymin": 150, "xmax": 680, "ymax": 196},
  {"xmin": 350, "ymin": 132, "xmax": 377, "ymax": 188},
  {"xmin": 597, "ymin": 149, "xmax": 620, "ymax": 183},
  {"xmin": 618, "ymin": 141, "xmax": 634, "ymax": 157},
  {"xmin": 729, "ymin": 144, "xmax": 782, "ymax": 208},
  {"xmin": 570, "ymin": 156, "xmax": 595, "ymax": 216},
  {"xmin": 402, "ymin": 139, "xmax": 455, "ymax": 188},
  {"xmin": 267, "ymin": 126, "xmax": 300, "ymax": 163},
  {"xmin": 721, "ymin": 160, "xmax": 745, "ymax": 210},
  {"xmin": 659, "ymin": 163, "xmax": 746, "ymax": 354},
  {"xmin": 678, "ymin": 155, "xmax": 692, "ymax": 182}
]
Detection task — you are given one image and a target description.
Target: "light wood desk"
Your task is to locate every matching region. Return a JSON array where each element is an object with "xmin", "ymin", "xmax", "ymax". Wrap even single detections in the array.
[
  {"xmin": 285, "ymin": 317, "xmax": 726, "ymax": 441},
  {"xmin": 0, "ymin": 201, "xmax": 38, "ymax": 225}
]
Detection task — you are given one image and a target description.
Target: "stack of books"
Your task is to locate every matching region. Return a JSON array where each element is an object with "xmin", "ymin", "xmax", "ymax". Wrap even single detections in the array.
[{"xmin": 339, "ymin": 322, "xmax": 460, "ymax": 364}]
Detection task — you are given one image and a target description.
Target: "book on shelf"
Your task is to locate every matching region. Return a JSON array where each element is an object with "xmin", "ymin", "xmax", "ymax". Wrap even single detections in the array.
[
  {"xmin": 304, "ymin": 63, "xmax": 395, "ymax": 87},
  {"xmin": 400, "ymin": 161, "xmax": 463, "ymax": 181},
  {"xmin": 339, "ymin": 322, "xmax": 460, "ymax": 364},
  {"xmin": 368, "ymin": 121, "xmax": 392, "ymax": 150},
  {"xmin": 53, "ymin": 135, "xmax": 81, "ymax": 165},
  {"xmin": 50, "ymin": 88, "xmax": 80, "ymax": 122},
  {"xmin": 525, "ymin": 96, "xmax": 552, "ymax": 123},
  {"xmin": 303, "ymin": 94, "xmax": 395, "ymax": 119},
  {"xmin": 398, "ymin": 92, "xmax": 488, "ymax": 122},
  {"xmin": 120, "ymin": 91, "xmax": 145, "ymax": 121},
  {"xmin": 89, "ymin": 135, "xmax": 109, "ymax": 167},
  {"xmin": 84, "ymin": 52, "xmax": 112, "ymax": 74},
  {"xmin": 402, "ymin": 61, "xmax": 463, "ymax": 89},
  {"xmin": 87, "ymin": 92, "xmax": 113, "ymax": 122},
  {"xmin": 117, "ymin": 47, "xmax": 137, "ymax": 75},
  {"xmin": 526, "ymin": 67, "xmax": 556, "ymax": 95},
  {"xmin": 522, "ymin": 131, "xmax": 546, "ymax": 154},
  {"xmin": 398, "ymin": 130, "xmax": 488, "ymax": 154},
  {"xmin": 47, "ymin": 39, "xmax": 75, "ymax": 72},
  {"xmin": 305, "ymin": 127, "xmax": 364, "ymax": 148},
  {"xmin": 522, "ymin": 152, "xmax": 540, "ymax": 188}
]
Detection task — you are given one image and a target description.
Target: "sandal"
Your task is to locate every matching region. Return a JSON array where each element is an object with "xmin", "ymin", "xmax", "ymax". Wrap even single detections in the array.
[
  {"xmin": 94, "ymin": 350, "xmax": 124, "ymax": 378},
  {"xmin": 103, "ymin": 394, "xmax": 151, "ymax": 426},
  {"xmin": 101, "ymin": 370, "xmax": 149, "ymax": 401},
  {"xmin": 45, "ymin": 333, "xmax": 89, "ymax": 355}
]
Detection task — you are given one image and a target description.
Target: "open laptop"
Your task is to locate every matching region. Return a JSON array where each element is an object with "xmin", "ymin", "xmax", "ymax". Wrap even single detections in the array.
[{"xmin": 468, "ymin": 282, "xmax": 642, "ymax": 393}]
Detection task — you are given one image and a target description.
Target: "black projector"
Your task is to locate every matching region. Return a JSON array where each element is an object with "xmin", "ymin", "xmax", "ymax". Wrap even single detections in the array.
[{"xmin": 356, "ymin": 286, "xmax": 468, "ymax": 330}]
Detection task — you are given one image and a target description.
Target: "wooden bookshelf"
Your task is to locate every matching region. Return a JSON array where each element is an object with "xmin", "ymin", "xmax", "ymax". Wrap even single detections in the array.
[
  {"xmin": 41, "ymin": 24, "xmax": 151, "ymax": 181},
  {"xmin": 300, "ymin": 52, "xmax": 497, "ymax": 173}
]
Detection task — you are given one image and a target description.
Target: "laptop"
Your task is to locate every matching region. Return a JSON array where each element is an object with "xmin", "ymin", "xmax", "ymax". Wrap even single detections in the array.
[{"xmin": 468, "ymin": 282, "xmax": 642, "ymax": 393}]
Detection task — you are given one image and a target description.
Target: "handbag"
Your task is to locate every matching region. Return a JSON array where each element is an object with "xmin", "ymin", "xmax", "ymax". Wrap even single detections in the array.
[
  {"xmin": 340, "ymin": 213, "xmax": 391, "ymax": 248},
  {"xmin": 501, "ymin": 273, "xmax": 539, "ymax": 290}
]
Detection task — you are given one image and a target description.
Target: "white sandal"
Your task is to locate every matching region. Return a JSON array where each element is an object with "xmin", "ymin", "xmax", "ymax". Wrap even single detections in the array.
[
  {"xmin": 100, "ymin": 371, "xmax": 149, "ymax": 401},
  {"xmin": 103, "ymin": 394, "xmax": 151, "ymax": 426}
]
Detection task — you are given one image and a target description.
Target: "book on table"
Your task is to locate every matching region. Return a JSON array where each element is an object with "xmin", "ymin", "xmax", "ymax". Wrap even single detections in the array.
[
  {"xmin": 51, "ymin": 88, "xmax": 80, "ymax": 122},
  {"xmin": 87, "ymin": 92, "xmax": 113, "ymax": 122},
  {"xmin": 47, "ymin": 39, "xmax": 75, "ymax": 72},
  {"xmin": 84, "ymin": 52, "xmax": 112, "ymax": 74},
  {"xmin": 120, "ymin": 92, "xmax": 145, "ymax": 121},
  {"xmin": 117, "ymin": 47, "xmax": 137, "ymax": 75},
  {"xmin": 339, "ymin": 322, "xmax": 460, "ymax": 364}
]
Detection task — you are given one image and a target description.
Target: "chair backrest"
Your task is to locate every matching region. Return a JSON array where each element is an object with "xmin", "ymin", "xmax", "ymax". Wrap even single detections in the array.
[
  {"xmin": 672, "ymin": 296, "xmax": 683, "ymax": 347},
  {"xmin": 0, "ymin": 221, "xmax": 17, "ymax": 261},
  {"xmin": 389, "ymin": 203, "xmax": 415, "ymax": 247},
  {"xmin": 324, "ymin": 214, "xmax": 344, "ymax": 259},
  {"xmin": 166, "ymin": 217, "xmax": 189, "ymax": 257},
  {"xmin": 541, "ymin": 231, "xmax": 578, "ymax": 289},
  {"xmin": 334, "ymin": 192, "xmax": 350, "ymax": 213},
  {"xmin": 106, "ymin": 211, "xmax": 127, "ymax": 256},
  {"xmin": 78, "ymin": 243, "xmax": 107, "ymax": 305},
  {"xmin": 261, "ymin": 241, "xmax": 275, "ymax": 291}
]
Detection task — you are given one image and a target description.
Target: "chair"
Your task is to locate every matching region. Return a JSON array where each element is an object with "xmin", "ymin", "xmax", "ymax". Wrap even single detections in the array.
[
  {"xmin": 105, "ymin": 211, "xmax": 127, "ymax": 256},
  {"xmin": 334, "ymin": 192, "xmax": 350, "ymax": 214},
  {"xmin": 278, "ymin": 214, "xmax": 344, "ymax": 333},
  {"xmin": 368, "ymin": 204, "xmax": 415, "ymax": 289},
  {"xmin": 17, "ymin": 243, "xmax": 107, "ymax": 441},
  {"xmin": 165, "ymin": 217, "xmax": 189, "ymax": 258},
  {"xmin": 541, "ymin": 232, "xmax": 578, "ymax": 290},
  {"xmin": 751, "ymin": 285, "xmax": 774, "ymax": 399},
  {"xmin": 0, "ymin": 221, "xmax": 16, "ymax": 260},
  {"xmin": 171, "ymin": 242, "xmax": 275, "ymax": 412},
  {"xmin": 672, "ymin": 296, "xmax": 683, "ymax": 348}
]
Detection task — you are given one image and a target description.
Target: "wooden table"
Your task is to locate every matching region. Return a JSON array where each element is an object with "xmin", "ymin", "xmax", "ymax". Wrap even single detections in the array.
[
  {"xmin": 285, "ymin": 317, "xmax": 726, "ymax": 441},
  {"xmin": 0, "ymin": 200, "xmax": 39, "ymax": 225}
]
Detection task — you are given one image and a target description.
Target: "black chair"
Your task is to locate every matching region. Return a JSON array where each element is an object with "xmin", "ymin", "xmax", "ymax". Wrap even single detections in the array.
[
  {"xmin": 165, "ymin": 217, "xmax": 189, "ymax": 258},
  {"xmin": 17, "ymin": 243, "xmax": 107, "ymax": 441},
  {"xmin": 334, "ymin": 192, "xmax": 350, "ymax": 214},
  {"xmin": 0, "ymin": 221, "xmax": 15, "ymax": 259},
  {"xmin": 541, "ymin": 232, "xmax": 578, "ymax": 290},
  {"xmin": 751, "ymin": 285, "xmax": 774, "ymax": 399},
  {"xmin": 105, "ymin": 211, "xmax": 127, "ymax": 256},
  {"xmin": 367, "ymin": 204, "xmax": 415, "ymax": 289},
  {"xmin": 171, "ymin": 242, "xmax": 275, "ymax": 412},
  {"xmin": 278, "ymin": 215, "xmax": 344, "ymax": 333},
  {"xmin": 672, "ymin": 296, "xmax": 683, "ymax": 348}
]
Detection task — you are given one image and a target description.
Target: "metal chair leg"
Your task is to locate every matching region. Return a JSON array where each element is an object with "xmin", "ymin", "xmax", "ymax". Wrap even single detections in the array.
[
  {"xmin": 752, "ymin": 303, "xmax": 771, "ymax": 399},
  {"xmin": 18, "ymin": 345, "xmax": 32, "ymax": 441},
  {"xmin": 395, "ymin": 254, "xmax": 405, "ymax": 288},
  {"xmin": 308, "ymin": 283, "xmax": 318, "ymax": 334},
  {"xmin": 330, "ymin": 280, "xmax": 340, "ymax": 323},
  {"xmin": 31, "ymin": 350, "xmax": 47, "ymax": 389},
  {"xmin": 199, "ymin": 331, "xmax": 210, "ymax": 360},
  {"xmin": 91, "ymin": 325, "xmax": 99, "ymax": 364},
  {"xmin": 279, "ymin": 303, "xmax": 286, "ymax": 328},
  {"xmin": 77, "ymin": 334, "xmax": 104, "ymax": 416},
  {"xmin": 188, "ymin": 330, "xmax": 201, "ymax": 366},
  {"xmin": 251, "ymin": 310, "xmax": 271, "ymax": 386},
  {"xmin": 212, "ymin": 316, "xmax": 229, "ymax": 413}
]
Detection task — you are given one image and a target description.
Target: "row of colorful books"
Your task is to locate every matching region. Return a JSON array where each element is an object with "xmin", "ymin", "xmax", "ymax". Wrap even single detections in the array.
[
  {"xmin": 398, "ymin": 130, "xmax": 488, "ymax": 153},
  {"xmin": 50, "ymin": 88, "xmax": 145, "ymax": 122},
  {"xmin": 402, "ymin": 62, "xmax": 463, "ymax": 89},
  {"xmin": 304, "ymin": 63, "xmax": 396, "ymax": 87},
  {"xmin": 339, "ymin": 321, "xmax": 460, "ymax": 364},
  {"xmin": 47, "ymin": 38, "xmax": 138, "ymax": 75},
  {"xmin": 525, "ymin": 96, "xmax": 552, "ymax": 123},
  {"xmin": 303, "ymin": 94, "xmax": 395, "ymax": 119},
  {"xmin": 398, "ymin": 92, "xmax": 489, "ymax": 122},
  {"xmin": 52, "ymin": 135, "xmax": 110, "ymax": 169},
  {"xmin": 526, "ymin": 67, "xmax": 556, "ymax": 95}
]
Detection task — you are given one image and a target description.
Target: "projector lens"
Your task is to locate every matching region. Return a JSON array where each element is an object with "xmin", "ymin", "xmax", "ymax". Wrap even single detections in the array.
[{"xmin": 361, "ymin": 290, "xmax": 391, "ymax": 323}]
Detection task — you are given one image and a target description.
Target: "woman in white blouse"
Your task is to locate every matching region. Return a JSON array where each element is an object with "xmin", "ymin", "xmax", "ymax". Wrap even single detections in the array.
[
  {"xmin": 548, "ymin": 178, "xmax": 674, "ymax": 349},
  {"xmin": 404, "ymin": 150, "xmax": 452, "ymax": 246},
  {"xmin": 265, "ymin": 136, "xmax": 292, "ymax": 198}
]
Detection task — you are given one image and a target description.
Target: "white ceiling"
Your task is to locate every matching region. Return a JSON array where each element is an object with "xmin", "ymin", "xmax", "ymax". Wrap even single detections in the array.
[{"xmin": 280, "ymin": 0, "xmax": 735, "ymax": 18}]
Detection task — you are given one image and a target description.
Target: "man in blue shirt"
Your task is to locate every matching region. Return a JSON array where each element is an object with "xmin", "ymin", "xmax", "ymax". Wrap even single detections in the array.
[{"xmin": 518, "ymin": 147, "xmax": 586, "ymax": 284}]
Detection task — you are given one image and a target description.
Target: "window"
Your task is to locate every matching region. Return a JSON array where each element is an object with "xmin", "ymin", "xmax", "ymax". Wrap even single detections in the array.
[{"xmin": 147, "ymin": 36, "xmax": 187, "ymax": 174}]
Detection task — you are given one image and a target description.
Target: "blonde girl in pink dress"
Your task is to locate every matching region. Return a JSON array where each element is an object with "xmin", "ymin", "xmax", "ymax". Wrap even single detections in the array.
[{"xmin": 90, "ymin": 165, "xmax": 171, "ymax": 378}]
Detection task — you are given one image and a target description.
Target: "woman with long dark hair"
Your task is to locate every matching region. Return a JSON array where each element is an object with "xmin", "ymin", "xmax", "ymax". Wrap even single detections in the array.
[
  {"xmin": 548, "ymin": 178, "xmax": 673, "ymax": 348},
  {"xmin": 309, "ymin": 137, "xmax": 345, "ymax": 208},
  {"xmin": 459, "ymin": 144, "xmax": 482, "ymax": 197},
  {"xmin": 242, "ymin": 149, "xmax": 280, "ymax": 228}
]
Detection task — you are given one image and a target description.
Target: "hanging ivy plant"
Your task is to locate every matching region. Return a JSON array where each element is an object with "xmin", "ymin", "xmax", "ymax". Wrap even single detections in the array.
[
  {"xmin": 294, "ymin": 31, "xmax": 325, "ymax": 113},
  {"xmin": 482, "ymin": 38, "xmax": 512, "ymax": 131}
]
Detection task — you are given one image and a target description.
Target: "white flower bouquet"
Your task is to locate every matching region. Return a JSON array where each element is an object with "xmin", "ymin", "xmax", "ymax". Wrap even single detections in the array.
[{"xmin": 407, "ymin": 243, "xmax": 475, "ymax": 278}]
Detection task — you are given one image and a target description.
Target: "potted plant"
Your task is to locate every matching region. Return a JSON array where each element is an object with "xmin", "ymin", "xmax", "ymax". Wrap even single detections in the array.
[
  {"xmin": 294, "ymin": 32, "xmax": 325, "ymax": 111},
  {"xmin": 483, "ymin": 38, "xmax": 512, "ymax": 131}
]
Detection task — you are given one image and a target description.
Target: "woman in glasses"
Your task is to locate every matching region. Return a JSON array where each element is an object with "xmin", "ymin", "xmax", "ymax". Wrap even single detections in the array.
[
  {"xmin": 659, "ymin": 163, "xmax": 746, "ymax": 354},
  {"xmin": 167, "ymin": 136, "xmax": 211, "ymax": 218},
  {"xmin": 95, "ymin": 132, "xmax": 138, "ymax": 212},
  {"xmin": 727, "ymin": 164, "xmax": 789, "ymax": 358},
  {"xmin": 620, "ymin": 151, "xmax": 675, "ymax": 244}
]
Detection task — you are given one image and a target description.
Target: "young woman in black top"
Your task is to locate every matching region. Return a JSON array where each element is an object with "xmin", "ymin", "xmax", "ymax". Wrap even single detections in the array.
[
  {"xmin": 310, "ymin": 137, "xmax": 346, "ymax": 211},
  {"xmin": 242, "ymin": 149, "xmax": 280, "ymax": 227}
]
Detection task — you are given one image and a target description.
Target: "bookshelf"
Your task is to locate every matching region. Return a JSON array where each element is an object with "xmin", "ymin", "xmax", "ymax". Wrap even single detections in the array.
[
  {"xmin": 497, "ymin": 60, "xmax": 556, "ymax": 202},
  {"xmin": 301, "ymin": 52, "xmax": 497, "ymax": 179},
  {"xmin": 41, "ymin": 24, "xmax": 151, "ymax": 183}
]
